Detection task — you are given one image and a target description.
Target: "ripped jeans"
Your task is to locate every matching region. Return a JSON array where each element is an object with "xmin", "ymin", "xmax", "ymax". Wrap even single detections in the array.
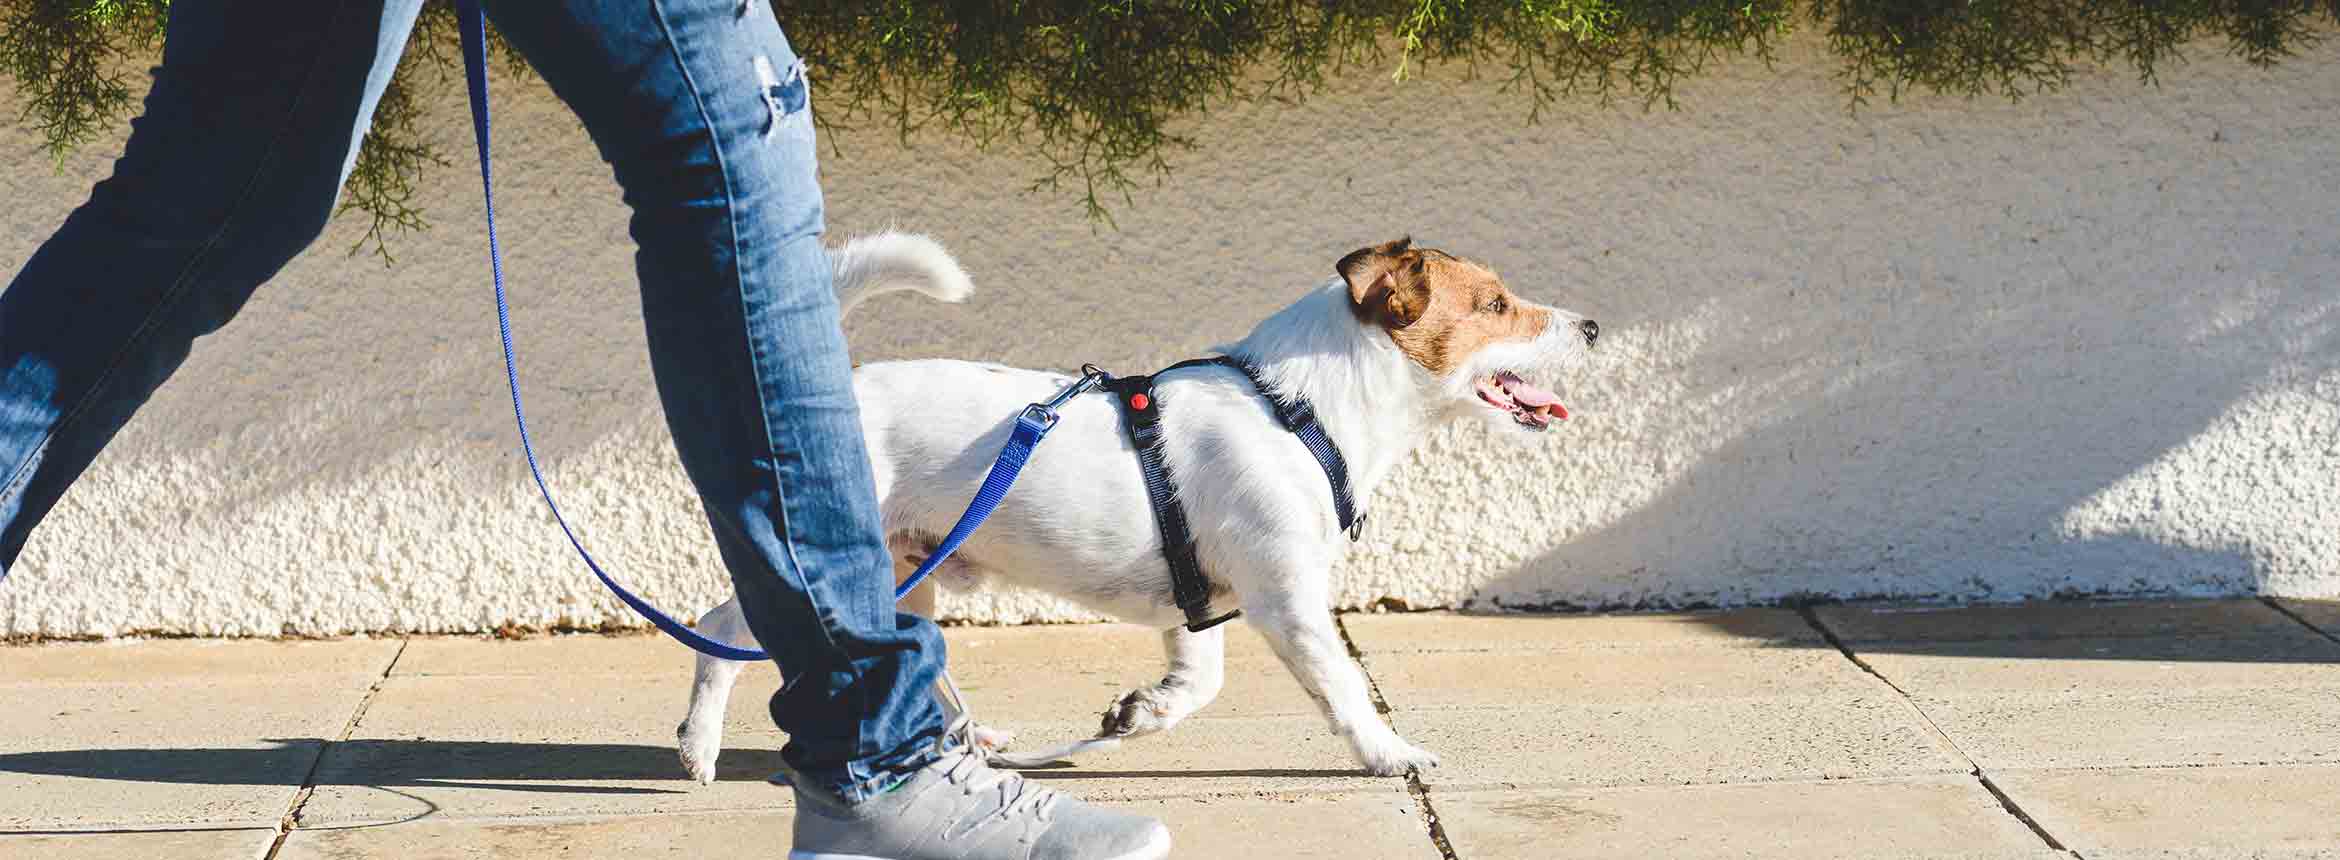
[{"xmin": 0, "ymin": 0, "xmax": 946, "ymax": 803}]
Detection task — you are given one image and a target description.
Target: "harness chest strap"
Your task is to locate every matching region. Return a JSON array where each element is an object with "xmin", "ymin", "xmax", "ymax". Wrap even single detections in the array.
[{"xmin": 1102, "ymin": 356, "xmax": 1366, "ymax": 633}]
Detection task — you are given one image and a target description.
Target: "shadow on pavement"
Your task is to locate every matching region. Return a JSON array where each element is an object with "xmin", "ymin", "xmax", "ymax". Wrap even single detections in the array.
[{"xmin": 0, "ymin": 739, "xmax": 780, "ymax": 792}]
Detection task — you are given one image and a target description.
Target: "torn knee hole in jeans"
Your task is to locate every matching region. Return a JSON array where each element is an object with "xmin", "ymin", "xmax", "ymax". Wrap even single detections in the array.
[{"xmin": 755, "ymin": 55, "xmax": 809, "ymax": 139}]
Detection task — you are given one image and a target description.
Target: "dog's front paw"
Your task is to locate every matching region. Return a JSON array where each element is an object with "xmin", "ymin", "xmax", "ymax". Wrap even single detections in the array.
[
  {"xmin": 1099, "ymin": 685, "xmax": 1188, "ymax": 739},
  {"xmin": 677, "ymin": 720, "xmax": 721, "ymax": 785},
  {"xmin": 1358, "ymin": 740, "xmax": 1441, "ymax": 777}
]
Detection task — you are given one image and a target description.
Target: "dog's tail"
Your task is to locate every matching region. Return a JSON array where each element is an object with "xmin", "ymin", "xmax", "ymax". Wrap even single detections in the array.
[{"xmin": 831, "ymin": 231, "xmax": 974, "ymax": 318}]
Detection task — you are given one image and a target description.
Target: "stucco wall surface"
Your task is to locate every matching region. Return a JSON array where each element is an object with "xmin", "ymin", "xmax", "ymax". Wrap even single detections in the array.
[{"xmin": 1, "ymin": 35, "xmax": 2334, "ymax": 637}]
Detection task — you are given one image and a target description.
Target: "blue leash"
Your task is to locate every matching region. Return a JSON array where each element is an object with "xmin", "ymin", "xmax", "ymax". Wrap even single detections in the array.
[{"xmin": 452, "ymin": 1, "xmax": 1086, "ymax": 661}]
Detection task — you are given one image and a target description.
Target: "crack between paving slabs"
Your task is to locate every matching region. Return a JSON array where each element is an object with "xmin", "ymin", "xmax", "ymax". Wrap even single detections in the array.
[
  {"xmin": 1793, "ymin": 605, "xmax": 2072, "ymax": 854},
  {"xmin": 1334, "ymin": 613, "xmax": 1461, "ymax": 860},
  {"xmin": 262, "ymin": 639, "xmax": 410, "ymax": 860}
]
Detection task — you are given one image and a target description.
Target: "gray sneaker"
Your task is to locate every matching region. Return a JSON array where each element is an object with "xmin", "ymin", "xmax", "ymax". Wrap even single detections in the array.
[{"xmin": 787, "ymin": 721, "xmax": 1172, "ymax": 860}]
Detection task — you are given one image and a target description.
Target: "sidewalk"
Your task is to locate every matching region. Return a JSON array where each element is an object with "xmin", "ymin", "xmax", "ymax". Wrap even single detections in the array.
[{"xmin": 5, "ymin": 598, "xmax": 2339, "ymax": 859}]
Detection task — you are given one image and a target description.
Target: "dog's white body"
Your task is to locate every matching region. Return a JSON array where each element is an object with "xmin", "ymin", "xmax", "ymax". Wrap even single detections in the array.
[{"xmin": 678, "ymin": 232, "xmax": 1592, "ymax": 781}]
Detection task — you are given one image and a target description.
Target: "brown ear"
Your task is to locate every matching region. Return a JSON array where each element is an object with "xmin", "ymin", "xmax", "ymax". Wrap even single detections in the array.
[{"xmin": 1338, "ymin": 237, "xmax": 1430, "ymax": 328}]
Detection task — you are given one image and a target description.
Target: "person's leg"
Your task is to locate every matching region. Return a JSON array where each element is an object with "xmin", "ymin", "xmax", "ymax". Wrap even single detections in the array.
[
  {"xmin": 473, "ymin": 0, "xmax": 942, "ymax": 800},
  {"xmin": 0, "ymin": 0, "xmax": 426, "ymax": 573}
]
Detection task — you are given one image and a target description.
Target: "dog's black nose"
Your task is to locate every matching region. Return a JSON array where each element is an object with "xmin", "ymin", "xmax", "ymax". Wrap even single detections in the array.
[{"xmin": 1577, "ymin": 319, "xmax": 1600, "ymax": 345}]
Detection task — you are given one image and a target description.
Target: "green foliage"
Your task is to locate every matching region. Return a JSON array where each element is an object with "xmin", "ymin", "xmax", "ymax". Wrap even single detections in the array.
[
  {"xmin": 2, "ymin": 0, "xmax": 2332, "ymax": 256},
  {"xmin": 332, "ymin": 2, "xmax": 522, "ymax": 264},
  {"xmin": 1817, "ymin": 0, "xmax": 2339, "ymax": 106},
  {"xmin": 0, "ymin": 0, "xmax": 164, "ymax": 166}
]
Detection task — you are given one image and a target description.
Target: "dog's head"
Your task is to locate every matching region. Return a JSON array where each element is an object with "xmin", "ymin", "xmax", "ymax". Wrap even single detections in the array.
[{"xmin": 1339, "ymin": 237, "xmax": 1596, "ymax": 435}]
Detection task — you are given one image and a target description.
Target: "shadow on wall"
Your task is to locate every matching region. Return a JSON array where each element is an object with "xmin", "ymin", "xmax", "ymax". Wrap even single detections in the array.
[
  {"xmin": 1486, "ymin": 252, "xmax": 2338, "ymax": 609},
  {"xmin": 1394, "ymin": 39, "xmax": 2340, "ymax": 611}
]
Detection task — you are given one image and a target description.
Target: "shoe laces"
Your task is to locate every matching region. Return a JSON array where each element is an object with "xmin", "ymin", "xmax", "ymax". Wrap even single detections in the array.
[{"xmin": 937, "ymin": 718, "xmax": 1061, "ymax": 823}]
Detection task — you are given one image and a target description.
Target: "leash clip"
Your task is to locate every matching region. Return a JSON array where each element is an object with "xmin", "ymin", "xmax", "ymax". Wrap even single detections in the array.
[{"xmin": 1021, "ymin": 364, "xmax": 1112, "ymax": 431}]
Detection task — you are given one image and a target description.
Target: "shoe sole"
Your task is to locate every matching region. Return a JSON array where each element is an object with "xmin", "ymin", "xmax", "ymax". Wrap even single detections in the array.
[{"xmin": 789, "ymin": 824, "xmax": 1172, "ymax": 860}]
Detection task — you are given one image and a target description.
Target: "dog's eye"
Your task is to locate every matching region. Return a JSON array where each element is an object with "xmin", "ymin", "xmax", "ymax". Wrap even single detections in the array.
[{"xmin": 1484, "ymin": 297, "xmax": 1507, "ymax": 315}]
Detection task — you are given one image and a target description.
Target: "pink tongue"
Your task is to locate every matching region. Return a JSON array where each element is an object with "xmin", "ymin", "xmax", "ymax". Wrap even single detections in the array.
[{"xmin": 1499, "ymin": 373, "xmax": 1562, "ymax": 408}]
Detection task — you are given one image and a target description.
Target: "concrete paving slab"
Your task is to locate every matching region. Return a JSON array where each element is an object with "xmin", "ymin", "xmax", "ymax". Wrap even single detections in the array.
[
  {"xmin": 1993, "ymin": 764, "xmax": 2340, "ymax": 858},
  {"xmin": 349, "ymin": 674, "xmax": 773, "ymax": 741},
  {"xmin": 0, "ymin": 739, "xmax": 317, "ymax": 830},
  {"xmin": 954, "ymin": 660, "xmax": 1324, "ymax": 723},
  {"xmin": 1001, "ymin": 714, "xmax": 1398, "ymax": 800},
  {"xmin": 0, "ymin": 828, "xmax": 274, "ymax": 860},
  {"xmin": 302, "ymin": 656, "xmax": 799, "ymax": 825},
  {"xmin": 0, "ymin": 680, "xmax": 373, "ymax": 744},
  {"xmin": 298, "ymin": 709, "xmax": 1397, "ymax": 814},
  {"xmin": 1344, "ymin": 609, "xmax": 1821, "ymax": 654},
  {"xmin": 0, "ymin": 637, "xmax": 400, "ymax": 684},
  {"xmin": 1390, "ymin": 695, "xmax": 1966, "ymax": 791},
  {"xmin": 393, "ymin": 633, "xmax": 677, "ymax": 677},
  {"xmin": 356, "ymin": 658, "xmax": 1317, "ymax": 757},
  {"xmin": 394, "ymin": 623, "xmax": 1288, "ymax": 678},
  {"xmin": 1851, "ymin": 635, "xmax": 2340, "ymax": 696},
  {"xmin": 949, "ymin": 623, "xmax": 1319, "ymax": 721},
  {"xmin": 1434, "ymin": 775, "xmax": 2060, "ymax": 860},
  {"xmin": 279, "ymin": 792, "xmax": 1435, "ymax": 859},
  {"xmin": 1117, "ymin": 792, "xmax": 1437, "ymax": 859},
  {"xmin": 295, "ymin": 732, "xmax": 798, "ymax": 826},
  {"xmin": 310, "ymin": 699, "xmax": 1370, "ymax": 820},
  {"xmin": 949, "ymin": 647, "xmax": 1319, "ymax": 722},
  {"xmin": 947, "ymin": 622, "xmax": 1292, "ymax": 666},
  {"xmin": 1922, "ymin": 690, "xmax": 2340, "ymax": 770},
  {"xmin": 306, "ymin": 647, "xmax": 1382, "ymax": 823},
  {"xmin": 1, "ymin": 676, "xmax": 379, "ymax": 829},
  {"xmin": 279, "ymin": 811, "xmax": 801, "ymax": 859},
  {"xmin": 2084, "ymin": 851, "xmax": 2340, "ymax": 859},
  {"xmin": 1814, "ymin": 600, "xmax": 2299, "ymax": 644},
  {"xmin": 394, "ymin": 625, "xmax": 1319, "ymax": 721},
  {"xmin": 1362, "ymin": 647, "xmax": 1878, "ymax": 711},
  {"xmin": 11, "ymin": 600, "xmax": 2333, "ymax": 855}
]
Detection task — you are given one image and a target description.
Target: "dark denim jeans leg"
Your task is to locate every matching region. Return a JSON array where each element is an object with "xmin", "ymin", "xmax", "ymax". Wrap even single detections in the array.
[{"xmin": 0, "ymin": 0, "xmax": 425, "ymax": 569}]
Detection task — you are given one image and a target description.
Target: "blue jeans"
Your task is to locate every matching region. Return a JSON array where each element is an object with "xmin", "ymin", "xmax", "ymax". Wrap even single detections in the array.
[{"xmin": 0, "ymin": 0, "xmax": 945, "ymax": 803}]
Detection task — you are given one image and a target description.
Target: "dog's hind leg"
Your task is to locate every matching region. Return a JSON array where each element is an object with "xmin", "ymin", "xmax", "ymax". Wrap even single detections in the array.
[
  {"xmin": 1246, "ymin": 570, "xmax": 1439, "ymax": 777},
  {"xmin": 676, "ymin": 596, "xmax": 758, "ymax": 784},
  {"xmin": 1100, "ymin": 624, "xmax": 1226, "ymax": 740},
  {"xmin": 898, "ymin": 573, "xmax": 1021, "ymax": 753}
]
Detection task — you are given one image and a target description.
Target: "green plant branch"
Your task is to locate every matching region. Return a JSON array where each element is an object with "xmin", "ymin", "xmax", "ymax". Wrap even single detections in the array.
[{"xmin": 3, "ymin": 0, "xmax": 2333, "ymax": 261}]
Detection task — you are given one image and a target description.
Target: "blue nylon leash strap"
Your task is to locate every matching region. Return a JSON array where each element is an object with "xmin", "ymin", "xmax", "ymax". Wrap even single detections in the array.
[
  {"xmin": 888, "ymin": 366, "xmax": 1110, "ymax": 599},
  {"xmin": 452, "ymin": 0, "xmax": 1078, "ymax": 662}
]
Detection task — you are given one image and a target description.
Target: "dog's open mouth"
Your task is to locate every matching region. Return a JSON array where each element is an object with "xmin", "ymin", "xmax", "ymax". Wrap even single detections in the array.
[{"xmin": 1475, "ymin": 371, "xmax": 1567, "ymax": 430}]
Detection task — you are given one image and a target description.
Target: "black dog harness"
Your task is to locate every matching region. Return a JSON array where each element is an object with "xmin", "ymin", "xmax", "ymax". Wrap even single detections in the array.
[{"xmin": 1099, "ymin": 356, "xmax": 1366, "ymax": 632}]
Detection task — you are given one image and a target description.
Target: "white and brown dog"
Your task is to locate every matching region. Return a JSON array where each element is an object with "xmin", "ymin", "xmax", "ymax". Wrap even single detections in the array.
[{"xmin": 676, "ymin": 232, "xmax": 1596, "ymax": 780}]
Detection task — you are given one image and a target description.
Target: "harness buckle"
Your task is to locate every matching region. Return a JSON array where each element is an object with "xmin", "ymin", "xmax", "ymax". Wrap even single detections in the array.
[{"xmin": 1347, "ymin": 511, "xmax": 1370, "ymax": 542}]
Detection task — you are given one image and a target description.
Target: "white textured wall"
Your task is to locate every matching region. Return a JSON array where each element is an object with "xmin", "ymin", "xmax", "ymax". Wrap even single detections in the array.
[{"xmin": 2, "ymin": 35, "xmax": 2334, "ymax": 637}]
